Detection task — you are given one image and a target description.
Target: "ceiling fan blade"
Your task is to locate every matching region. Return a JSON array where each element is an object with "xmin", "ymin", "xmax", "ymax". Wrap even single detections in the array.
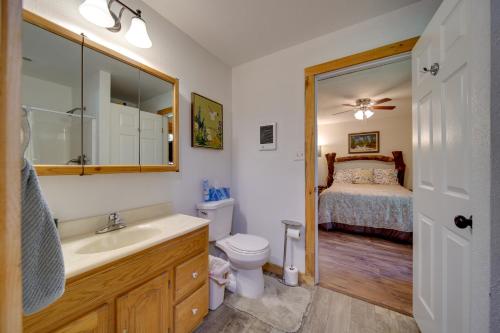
[
  {"xmin": 342, "ymin": 104, "xmax": 357, "ymax": 107},
  {"xmin": 373, "ymin": 98, "xmax": 392, "ymax": 105},
  {"xmin": 372, "ymin": 105, "xmax": 396, "ymax": 110},
  {"xmin": 332, "ymin": 110, "xmax": 353, "ymax": 116}
]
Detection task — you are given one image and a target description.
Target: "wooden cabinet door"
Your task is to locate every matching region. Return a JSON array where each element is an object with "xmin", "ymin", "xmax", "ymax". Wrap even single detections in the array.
[
  {"xmin": 117, "ymin": 273, "xmax": 171, "ymax": 333},
  {"xmin": 54, "ymin": 305, "xmax": 109, "ymax": 333}
]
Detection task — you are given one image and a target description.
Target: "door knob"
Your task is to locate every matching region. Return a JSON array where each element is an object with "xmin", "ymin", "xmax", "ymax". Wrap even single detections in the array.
[
  {"xmin": 454, "ymin": 215, "xmax": 472, "ymax": 229},
  {"xmin": 421, "ymin": 63, "xmax": 440, "ymax": 76}
]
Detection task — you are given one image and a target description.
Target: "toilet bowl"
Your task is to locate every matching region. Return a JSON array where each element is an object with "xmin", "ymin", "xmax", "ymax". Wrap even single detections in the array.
[
  {"xmin": 216, "ymin": 233, "xmax": 270, "ymax": 298},
  {"xmin": 196, "ymin": 198, "xmax": 270, "ymax": 299}
]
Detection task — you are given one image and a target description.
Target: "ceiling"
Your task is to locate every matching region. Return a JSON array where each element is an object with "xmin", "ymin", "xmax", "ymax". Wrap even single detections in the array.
[
  {"xmin": 143, "ymin": 0, "xmax": 422, "ymax": 66},
  {"xmin": 317, "ymin": 58, "xmax": 412, "ymax": 125}
]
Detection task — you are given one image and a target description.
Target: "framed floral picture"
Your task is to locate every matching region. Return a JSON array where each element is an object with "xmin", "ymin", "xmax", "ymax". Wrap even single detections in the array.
[
  {"xmin": 348, "ymin": 131, "xmax": 380, "ymax": 154},
  {"xmin": 191, "ymin": 93, "xmax": 223, "ymax": 149}
]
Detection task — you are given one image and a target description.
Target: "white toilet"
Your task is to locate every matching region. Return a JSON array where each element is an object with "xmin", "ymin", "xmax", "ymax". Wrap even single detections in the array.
[{"xmin": 196, "ymin": 198, "xmax": 270, "ymax": 298}]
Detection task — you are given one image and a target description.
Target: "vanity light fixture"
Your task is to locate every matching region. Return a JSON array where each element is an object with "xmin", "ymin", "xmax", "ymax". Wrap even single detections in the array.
[
  {"xmin": 79, "ymin": 0, "xmax": 115, "ymax": 28},
  {"xmin": 125, "ymin": 15, "xmax": 152, "ymax": 48},
  {"xmin": 79, "ymin": 0, "xmax": 152, "ymax": 48}
]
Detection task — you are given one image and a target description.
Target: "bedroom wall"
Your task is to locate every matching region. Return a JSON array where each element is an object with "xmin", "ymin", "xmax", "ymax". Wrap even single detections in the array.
[
  {"xmin": 318, "ymin": 111, "xmax": 413, "ymax": 189},
  {"xmin": 231, "ymin": 1, "xmax": 440, "ymax": 271},
  {"xmin": 24, "ymin": 0, "xmax": 232, "ymax": 220}
]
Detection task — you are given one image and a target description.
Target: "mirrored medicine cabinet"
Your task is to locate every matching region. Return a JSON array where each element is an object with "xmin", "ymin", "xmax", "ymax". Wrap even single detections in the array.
[{"xmin": 21, "ymin": 11, "xmax": 179, "ymax": 175}]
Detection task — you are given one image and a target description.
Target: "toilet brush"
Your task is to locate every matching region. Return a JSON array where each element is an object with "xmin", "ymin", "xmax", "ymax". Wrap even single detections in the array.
[{"xmin": 281, "ymin": 220, "xmax": 301, "ymax": 286}]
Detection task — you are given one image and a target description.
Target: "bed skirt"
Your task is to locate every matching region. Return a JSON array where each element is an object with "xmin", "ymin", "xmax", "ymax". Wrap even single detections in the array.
[{"xmin": 319, "ymin": 222, "xmax": 413, "ymax": 243}]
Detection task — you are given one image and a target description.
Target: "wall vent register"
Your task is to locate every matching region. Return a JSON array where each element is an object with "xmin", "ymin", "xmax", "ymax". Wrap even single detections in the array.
[{"xmin": 259, "ymin": 123, "xmax": 276, "ymax": 151}]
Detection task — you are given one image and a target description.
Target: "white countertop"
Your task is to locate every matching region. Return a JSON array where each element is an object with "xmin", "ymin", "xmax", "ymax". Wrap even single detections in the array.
[{"xmin": 61, "ymin": 213, "xmax": 210, "ymax": 279}]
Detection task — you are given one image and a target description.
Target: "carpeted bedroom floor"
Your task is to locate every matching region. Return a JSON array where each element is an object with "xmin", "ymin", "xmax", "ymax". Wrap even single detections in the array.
[{"xmin": 319, "ymin": 230, "xmax": 413, "ymax": 316}]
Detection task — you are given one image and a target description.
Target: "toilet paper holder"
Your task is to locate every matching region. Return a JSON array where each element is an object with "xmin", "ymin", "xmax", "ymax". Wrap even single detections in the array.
[{"xmin": 281, "ymin": 220, "xmax": 301, "ymax": 286}]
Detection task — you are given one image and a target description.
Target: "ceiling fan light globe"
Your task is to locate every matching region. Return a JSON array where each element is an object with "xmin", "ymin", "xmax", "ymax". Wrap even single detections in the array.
[
  {"xmin": 364, "ymin": 110, "xmax": 374, "ymax": 118},
  {"xmin": 126, "ymin": 17, "xmax": 153, "ymax": 48},
  {"xmin": 79, "ymin": 0, "xmax": 114, "ymax": 28},
  {"xmin": 354, "ymin": 110, "xmax": 364, "ymax": 120}
]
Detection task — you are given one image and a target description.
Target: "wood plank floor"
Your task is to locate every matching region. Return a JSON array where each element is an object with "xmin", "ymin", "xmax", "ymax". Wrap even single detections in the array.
[
  {"xmin": 319, "ymin": 230, "xmax": 413, "ymax": 316},
  {"xmin": 196, "ymin": 286, "xmax": 419, "ymax": 333}
]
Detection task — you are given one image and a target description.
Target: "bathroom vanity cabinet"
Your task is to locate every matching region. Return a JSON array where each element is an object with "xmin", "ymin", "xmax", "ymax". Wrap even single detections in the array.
[{"xmin": 23, "ymin": 227, "xmax": 209, "ymax": 333}]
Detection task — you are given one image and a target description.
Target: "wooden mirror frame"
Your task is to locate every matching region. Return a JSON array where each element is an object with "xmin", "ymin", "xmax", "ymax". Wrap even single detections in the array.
[{"xmin": 22, "ymin": 10, "xmax": 180, "ymax": 176}]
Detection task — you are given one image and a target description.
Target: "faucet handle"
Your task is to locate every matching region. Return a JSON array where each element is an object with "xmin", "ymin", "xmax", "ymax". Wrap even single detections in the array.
[{"xmin": 109, "ymin": 212, "xmax": 121, "ymax": 224}]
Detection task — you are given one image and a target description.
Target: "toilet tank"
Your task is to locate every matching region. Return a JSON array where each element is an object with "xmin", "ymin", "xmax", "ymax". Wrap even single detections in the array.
[{"xmin": 196, "ymin": 198, "xmax": 234, "ymax": 242}]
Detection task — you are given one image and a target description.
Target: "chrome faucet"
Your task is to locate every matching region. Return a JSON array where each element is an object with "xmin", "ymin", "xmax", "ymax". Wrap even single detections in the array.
[{"xmin": 96, "ymin": 212, "xmax": 127, "ymax": 234}]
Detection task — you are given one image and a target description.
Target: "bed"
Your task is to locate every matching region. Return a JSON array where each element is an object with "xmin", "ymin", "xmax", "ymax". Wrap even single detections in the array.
[{"xmin": 318, "ymin": 151, "xmax": 413, "ymax": 243}]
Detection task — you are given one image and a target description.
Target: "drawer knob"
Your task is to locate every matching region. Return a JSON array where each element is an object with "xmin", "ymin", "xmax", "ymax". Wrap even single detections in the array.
[
  {"xmin": 192, "ymin": 308, "xmax": 199, "ymax": 315},
  {"xmin": 192, "ymin": 272, "xmax": 199, "ymax": 279}
]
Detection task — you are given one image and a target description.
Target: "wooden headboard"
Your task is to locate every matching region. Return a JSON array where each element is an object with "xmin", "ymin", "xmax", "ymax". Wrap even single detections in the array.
[{"xmin": 325, "ymin": 151, "xmax": 406, "ymax": 187}]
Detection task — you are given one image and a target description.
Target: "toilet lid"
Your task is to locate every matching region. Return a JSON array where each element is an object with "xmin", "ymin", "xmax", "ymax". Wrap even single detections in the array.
[{"xmin": 226, "ymin": 234, "xmax": 269, "ymax": 254}]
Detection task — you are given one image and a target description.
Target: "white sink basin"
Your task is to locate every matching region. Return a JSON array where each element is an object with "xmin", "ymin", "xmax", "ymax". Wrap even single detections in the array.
[
  {"xmin": 76, "ymin": 226, "xmax": 160, "ymax": 254},
  {"xmin": 62, "ymin": 213, "xmax": 210, "ymax": 278}
]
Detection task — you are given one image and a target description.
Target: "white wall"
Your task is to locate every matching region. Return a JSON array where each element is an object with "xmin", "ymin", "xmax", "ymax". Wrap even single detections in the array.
[
  {"xmin": 491, "ymin": 0, "xmax": 500, "ymax": 330},
  {"xmin": 318, "ymin": 112, "xmax": 413, "ymax": 188},
  {"xmin": 24, "ymin": 0, "xmax": 232, "ymax": 220},
  {"xmin": 141, "ymin": 92, "xmax": 173, "ymax": 114},
  {"xmin": 22, "ymin": 74, "xmax": 74, "ymax": 111},
  {"xmin": 231, "ymin": 2, "xmax": 439, "ymax": 271}
]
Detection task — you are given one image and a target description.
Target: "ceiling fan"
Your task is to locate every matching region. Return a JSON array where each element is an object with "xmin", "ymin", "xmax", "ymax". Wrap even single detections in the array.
[{"xmin": 337, "ymin": 97, "xmax": 396, "ymax": 120}]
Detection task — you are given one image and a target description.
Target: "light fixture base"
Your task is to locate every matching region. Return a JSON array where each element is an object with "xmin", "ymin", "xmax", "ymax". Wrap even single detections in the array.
[{"xmin": 107, "ymin": 6, "xmax": 125, "ymax": 33}]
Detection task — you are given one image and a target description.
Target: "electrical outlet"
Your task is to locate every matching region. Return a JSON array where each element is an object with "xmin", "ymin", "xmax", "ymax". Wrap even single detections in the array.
[{"xmin": 294, "ymin": 151, "xmax": 304, "ymax": 161}]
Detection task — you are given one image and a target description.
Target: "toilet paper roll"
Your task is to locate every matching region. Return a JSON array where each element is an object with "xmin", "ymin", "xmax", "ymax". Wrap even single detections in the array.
[
  {"xmin": 286, "ymin": 228, "xmax": 301, "ymax": 240},
  {"xmin": 284, "ymin": 266, "xmax": 299, "ymax": 286}
]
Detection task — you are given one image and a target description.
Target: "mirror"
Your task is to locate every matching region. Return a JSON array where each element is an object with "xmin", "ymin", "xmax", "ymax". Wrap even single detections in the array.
[
  {"xmin": 21, "ymin": 12, "xmax": 179, "ymax": 175},
  {"xmin": 139, "ymin": 71, "xmax": 175, "ymax": 165},
  {"xmin": 83, "ymin": 46, "xmax": 140, "ymax": 165},
  {"xmin": 21, "ymin": 21, "xmax": 82, "ymax": 166}
]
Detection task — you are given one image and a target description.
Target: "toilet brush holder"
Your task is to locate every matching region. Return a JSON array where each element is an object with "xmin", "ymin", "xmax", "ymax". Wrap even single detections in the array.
[{"xmin": 281, "ymin": 220, "xmax": 302, "ymax": 286}]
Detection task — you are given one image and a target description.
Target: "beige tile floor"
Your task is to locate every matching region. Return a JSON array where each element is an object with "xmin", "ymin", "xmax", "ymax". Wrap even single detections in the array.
[{"xmin": 196, "ymin": 285, "xmax": 419, "ymax": 333}]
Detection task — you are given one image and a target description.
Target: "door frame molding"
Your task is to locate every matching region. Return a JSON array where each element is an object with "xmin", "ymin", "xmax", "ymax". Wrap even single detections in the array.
[
  {"xmin": 0, "ymin": 0, "xmax": 23, "ymax": 330},
  {"xmin": 303, "ymin": 37, "xmax": 419, "ymax": 283}
]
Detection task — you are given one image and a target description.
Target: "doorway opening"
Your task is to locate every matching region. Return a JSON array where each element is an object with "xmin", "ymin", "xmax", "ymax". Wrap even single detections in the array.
[
  {"xmin": 303, "ymin": 38, "xmax": 419, "ymax": 315},
  {"xmin": 316, "ymin": 55, "xmax": 413, "ymax": 315}
]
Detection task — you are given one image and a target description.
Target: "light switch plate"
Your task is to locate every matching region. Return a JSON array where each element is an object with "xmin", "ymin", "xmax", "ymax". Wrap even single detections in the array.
[{"xmin": 294, "ymin": 151, "xmax": 304, "ymax": 161}]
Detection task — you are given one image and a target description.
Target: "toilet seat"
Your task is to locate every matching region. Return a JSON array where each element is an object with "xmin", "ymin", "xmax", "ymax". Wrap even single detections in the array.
[
  {"xmin": 225, "ymin": 234, "xmax": 269, "ymax": 254},
  {"xmin": 214, "ymin": 233, "xmax": 270, "ymax": 299}
]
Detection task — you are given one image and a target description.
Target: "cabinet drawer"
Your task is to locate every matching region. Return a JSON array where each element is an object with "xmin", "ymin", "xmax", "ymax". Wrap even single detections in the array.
[
  {"xmin": 174, "ymin": 283, "xmax": 208, "ymax": 333},
  {"xmin": 175, "ymin": 252, "xmax": 208, "ymax": 301}
]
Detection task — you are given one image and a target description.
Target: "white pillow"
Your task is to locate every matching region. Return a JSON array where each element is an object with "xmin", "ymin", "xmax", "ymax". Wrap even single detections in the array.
[
  {"xmin": 373, "ymin": 169, "xmax": 399, "ymax": 185},
  {"xmin": 333, "ymin": 169, "xmax": 355, "ymax": 184},
  {"xmin": 352, "ymin": 168, "xmax": 374, "ymax": 184}
]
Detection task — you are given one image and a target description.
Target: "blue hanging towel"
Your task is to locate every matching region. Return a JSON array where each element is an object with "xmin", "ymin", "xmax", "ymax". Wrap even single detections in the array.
[{"xmin": 21, "ymin": 159, "xmax": 65, "ymax": 314}]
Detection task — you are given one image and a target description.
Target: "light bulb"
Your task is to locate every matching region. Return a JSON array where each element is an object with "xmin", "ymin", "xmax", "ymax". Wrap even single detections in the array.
[
  {"xmin": 126, "ymin": 17, "xmax": 152, "ymax": 48},
  {"xmin": 79, "ymin": 0, "xmax": 114, "ymax": 28},
  {"xmin": 364, "ymin": 110, "xmax": 374, "ymax": 118},
  {"xmin": 354, "ymin": 110, "xmax": 364, "ymax": 120}
]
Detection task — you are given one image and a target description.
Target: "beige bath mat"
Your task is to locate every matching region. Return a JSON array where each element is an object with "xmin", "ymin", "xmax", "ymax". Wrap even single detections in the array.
[{"xmin": 225, "ymin": 275, "xmax": 312, "ymax": 332}]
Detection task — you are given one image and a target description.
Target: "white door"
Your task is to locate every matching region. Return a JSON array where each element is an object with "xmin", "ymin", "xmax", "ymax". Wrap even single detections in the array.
[
  {"xmin": 412, "ymin": 0, "xmax": 490, "ymax": 332},
  {"xmin": 110, "ymin": 104, "xmax": 139, "ymax": 164},
  {"xmin": 139, "ymin": 111, "xmax": 163, "ymax": 165}
]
